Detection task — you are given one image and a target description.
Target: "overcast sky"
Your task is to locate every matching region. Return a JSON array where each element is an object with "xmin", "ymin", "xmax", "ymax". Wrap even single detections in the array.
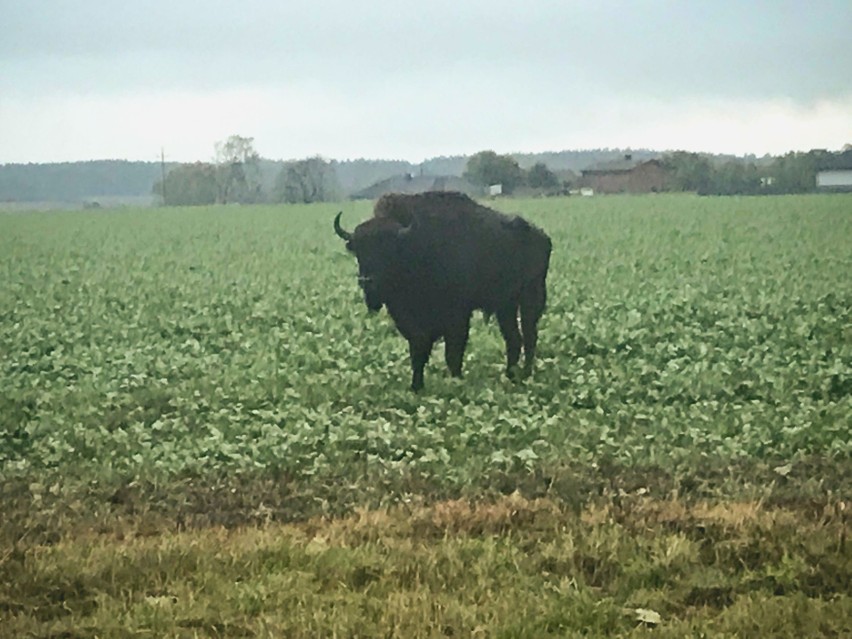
[{"xmin": 2, "ymin": 0, "xmax": 850, "ymax": 164}]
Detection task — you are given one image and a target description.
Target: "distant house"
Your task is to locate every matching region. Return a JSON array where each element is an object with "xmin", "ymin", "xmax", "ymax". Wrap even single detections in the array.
[
  {"xmin": 816, "ymin": 150, "xmax": 852, "ymax": 192},
  {"xmin": 580, "ymin": 155, "xmax": 668, "ymax": 194},
  {"xmin": 352, "ymin": 173, "xmax": 482, "ymax": 200}
]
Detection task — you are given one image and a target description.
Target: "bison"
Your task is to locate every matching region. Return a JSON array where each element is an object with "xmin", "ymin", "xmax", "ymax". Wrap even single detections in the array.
[{"xmin": 334, "ymin": 191, "xmax": 551, "ymax": 390}]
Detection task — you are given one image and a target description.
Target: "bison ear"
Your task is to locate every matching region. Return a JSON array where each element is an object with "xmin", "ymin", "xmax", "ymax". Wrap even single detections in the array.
[{"xmin": 345, "ymin": 240, "xmax": 354, "ymax": 253}]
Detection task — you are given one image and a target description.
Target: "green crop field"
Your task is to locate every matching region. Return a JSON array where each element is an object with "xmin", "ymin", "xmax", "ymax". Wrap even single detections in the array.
[{"xmin": 1, "ymin": 194, "xmax": 850, "ymax": 637}]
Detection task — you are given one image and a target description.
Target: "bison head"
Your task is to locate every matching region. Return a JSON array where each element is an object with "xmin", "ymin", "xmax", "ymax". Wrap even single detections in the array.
[{"xmin": 334, "ymin": 211, "xmax": 411, "ymax": 313}]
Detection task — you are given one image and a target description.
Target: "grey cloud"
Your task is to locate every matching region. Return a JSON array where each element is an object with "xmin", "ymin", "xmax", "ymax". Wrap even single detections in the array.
[{"xmin": 2, "ymin": 0, "xmax": 850, "ymax": 102}]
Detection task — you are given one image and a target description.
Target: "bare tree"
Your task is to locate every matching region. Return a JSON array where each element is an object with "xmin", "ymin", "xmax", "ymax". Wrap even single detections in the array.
[
  {"xmin": 274, "ymin": 157, "xmax": 341, "ymax": 203},
  {"xmin": 214, "ymin": 135, "xmax": 262, "ymax": 204}
]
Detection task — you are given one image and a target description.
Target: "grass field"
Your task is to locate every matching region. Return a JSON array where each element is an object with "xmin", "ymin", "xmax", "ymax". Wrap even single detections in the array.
[{"xmin": 1, "ymin": 194, "xmax": 850, "ymax": 636}]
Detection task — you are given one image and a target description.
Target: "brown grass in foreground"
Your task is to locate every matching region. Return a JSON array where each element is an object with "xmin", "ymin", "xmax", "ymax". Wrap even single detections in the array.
[{"xmin": 1, "ymin": 493, "xmax": 849, "ymax": 638}]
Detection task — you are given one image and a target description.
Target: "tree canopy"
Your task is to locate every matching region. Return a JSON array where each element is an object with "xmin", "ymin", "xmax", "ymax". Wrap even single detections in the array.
[
  {"xmin": 463, "ymin": 151, "xmax": 524, "ymax": 194},
  {"xmin": 274, "ymin": 157, "xmax": 341, "ymax": 204},
  {"xmin": 214, "ymin": 135, "xmax": 261, "ymax": 204},
  {"xmin": 526, "ymin": 162, "xmax": 560, "ymax": 190},
  {"xmin": 153, "ymin": 162, "xmax": 217, "ymax": 206}
]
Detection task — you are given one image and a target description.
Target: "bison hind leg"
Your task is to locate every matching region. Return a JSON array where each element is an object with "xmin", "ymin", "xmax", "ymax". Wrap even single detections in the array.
[
  {"xmin": 520, "ymin": 277, "xmax": 547, "ymax": 375},
  {"xmin": 496, "ymin": 303, "xmax": 523, "ymax": 381},
  {"xmin": 408, "ymin": 336, "xmax": 435, "ymax": 391}
]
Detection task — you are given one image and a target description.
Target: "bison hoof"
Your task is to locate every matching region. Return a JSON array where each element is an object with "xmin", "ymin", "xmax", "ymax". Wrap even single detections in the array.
[{"xmin": 506, "ymin": 365, "xmax": 524, "ymax": 382}]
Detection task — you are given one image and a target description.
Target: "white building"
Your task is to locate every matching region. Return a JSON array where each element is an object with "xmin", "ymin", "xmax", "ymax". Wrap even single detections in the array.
[{"xmin": 816, "ymin": 169, "xmax": 852, "ymax": 191}]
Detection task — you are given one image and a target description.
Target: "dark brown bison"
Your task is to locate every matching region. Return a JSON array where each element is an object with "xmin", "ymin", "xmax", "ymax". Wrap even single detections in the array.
[{"xmin": 334, "ymin": 191, "xmax": 551, "ymax": 390}]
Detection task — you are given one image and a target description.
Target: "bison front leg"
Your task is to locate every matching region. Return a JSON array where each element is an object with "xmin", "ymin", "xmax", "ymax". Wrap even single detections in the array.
[
  {"xmin": 496, "ymin": 304, "xmax": 523, "ymax": 380},
  {"xmin": 408, "ymin": 336, "xmax": 434, "ymax": 391},
  {"xmin": 444, "ymin": 313, "xmax": 472, "ymax": 378}
]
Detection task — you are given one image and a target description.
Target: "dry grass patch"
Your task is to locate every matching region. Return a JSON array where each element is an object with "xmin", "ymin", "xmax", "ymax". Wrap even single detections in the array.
[{"xmin": 1, "ymin": 494, "xmax": 848, "ymax": 638}]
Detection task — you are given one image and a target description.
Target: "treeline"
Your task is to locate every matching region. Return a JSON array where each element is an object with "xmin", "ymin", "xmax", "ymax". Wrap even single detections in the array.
[
  {"xmin": 152, "ymin": 136, "xmax": 345, "ymax": 206},
  {"xmin": 421, "ymin": 148, "xmax": 852, "ymax": 197},
  {"xmin": 1, "ymin": 142, "xmax": 848, "ymax": 205},
  {"xmin": 460, "ymin": 150, "xmax": 568, "ymax": 195},
  {"xmin": 0, "ymin": 144, "xmax": 664, "ymax": 204},
  {"xmin": 333, "ymin": 150, "xmax": 662, "ymax": 193},
  {"xmin": 154, "ymin": 147, "xmax": 596, "ymax": 205},
  {"xmin": 662, "ymin": 149, "xmax": 852, "ymax": 195},
  {"xmin": 0, "ymin": 160, "xmax": 167, "ymax": 203},
  {"xmin": 153, "ymin": 144, "xmax": 670, "ymax": 205}
]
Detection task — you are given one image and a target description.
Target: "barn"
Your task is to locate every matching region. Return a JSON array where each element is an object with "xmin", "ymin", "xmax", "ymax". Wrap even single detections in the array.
[{"xmin": 580, "ymin": 155, "xmax": 668, "ymax": 194}]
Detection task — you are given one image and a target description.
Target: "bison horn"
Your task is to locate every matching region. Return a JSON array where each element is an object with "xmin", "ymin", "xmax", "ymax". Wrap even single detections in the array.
[{"xmin": 333, "ymin": 211, "xmax": 352, "ymax": 241}]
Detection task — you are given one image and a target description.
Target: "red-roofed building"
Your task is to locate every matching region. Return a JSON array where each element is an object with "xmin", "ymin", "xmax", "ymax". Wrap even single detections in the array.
[{"xmin": 580, "ymin": 155, "xmax": 668, "ymax": 194}]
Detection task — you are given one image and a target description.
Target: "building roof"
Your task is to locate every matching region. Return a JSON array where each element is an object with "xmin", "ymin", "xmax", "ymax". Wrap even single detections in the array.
[
  {"xmin": 581, "ymin": 155, "xmax": 662, "ymax": 174},
  {"xmin": 352, "ymin": 174, "xmax": 482, "ymax": 199}
]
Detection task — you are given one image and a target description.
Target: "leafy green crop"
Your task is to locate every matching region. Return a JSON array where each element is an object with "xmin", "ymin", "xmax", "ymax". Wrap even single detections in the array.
[{"xmin": 1, "ymin": 195, "xmax": 849, "ymax": 500}]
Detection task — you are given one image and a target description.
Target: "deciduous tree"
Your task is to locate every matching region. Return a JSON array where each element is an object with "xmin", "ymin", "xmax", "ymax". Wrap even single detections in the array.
[
  {"xmin": 662, "ymin": 152, "xmax": 713, "ymax": 193},
  {"xmin": 153, "ymin": 162, "xmax": 217, "ymax": 206},
  {"xmin": 274, "ymin": 157, "xmax": 341, "ymax": 203},
  {"xmin": 526, "ymin": 162, "xmax": 560, "ymax": 191},
  {"xmin": 214, "ymin": 135, "xmax": 262, "ymax": 204},
  {"xmin": 464, "ymin": 151, "xmax": 524, "ymax": 194}
]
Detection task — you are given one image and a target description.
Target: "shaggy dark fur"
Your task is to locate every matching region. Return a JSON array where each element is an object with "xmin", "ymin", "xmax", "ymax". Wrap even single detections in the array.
[{"xmin": 334, "ymin": 192, "xmax": 551, "ymax": 390}]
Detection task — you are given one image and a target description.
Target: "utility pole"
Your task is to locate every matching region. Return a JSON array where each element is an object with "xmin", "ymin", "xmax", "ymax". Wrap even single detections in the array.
[{"xmin": 160, "ymin": 148, "xmax": 168, "ymax": 206}]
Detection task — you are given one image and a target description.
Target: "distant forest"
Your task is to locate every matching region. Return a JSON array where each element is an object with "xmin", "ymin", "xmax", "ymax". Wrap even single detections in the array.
[
  {"xmin": 0, "ymin": 147, "xmax": 847, "ymax": 206},
  {"xmin": 0, "ymin": 150, "xmax": 669, "ymax": 205},
  {"xmin": 0, "ymin": 161, "xmax": 166, "ymax": 205}
]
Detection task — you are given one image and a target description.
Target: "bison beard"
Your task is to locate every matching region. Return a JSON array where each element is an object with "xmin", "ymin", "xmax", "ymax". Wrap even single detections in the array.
[{"xmin": 334, "ymin": 192, "xmax": 552, "ymax": 391}]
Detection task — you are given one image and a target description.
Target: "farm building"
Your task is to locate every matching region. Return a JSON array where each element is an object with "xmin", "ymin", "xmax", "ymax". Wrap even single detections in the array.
[
  {"xmin": 352, "ymin": 174, "xmax": 482, "ymax": 199},
  {"xmin": 580, "ymin": 155, "xmax": 668, "ymax": 194},
  {"xmin": 815, "ymin": 149, "xmax": 852, "ymax": 192}
]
